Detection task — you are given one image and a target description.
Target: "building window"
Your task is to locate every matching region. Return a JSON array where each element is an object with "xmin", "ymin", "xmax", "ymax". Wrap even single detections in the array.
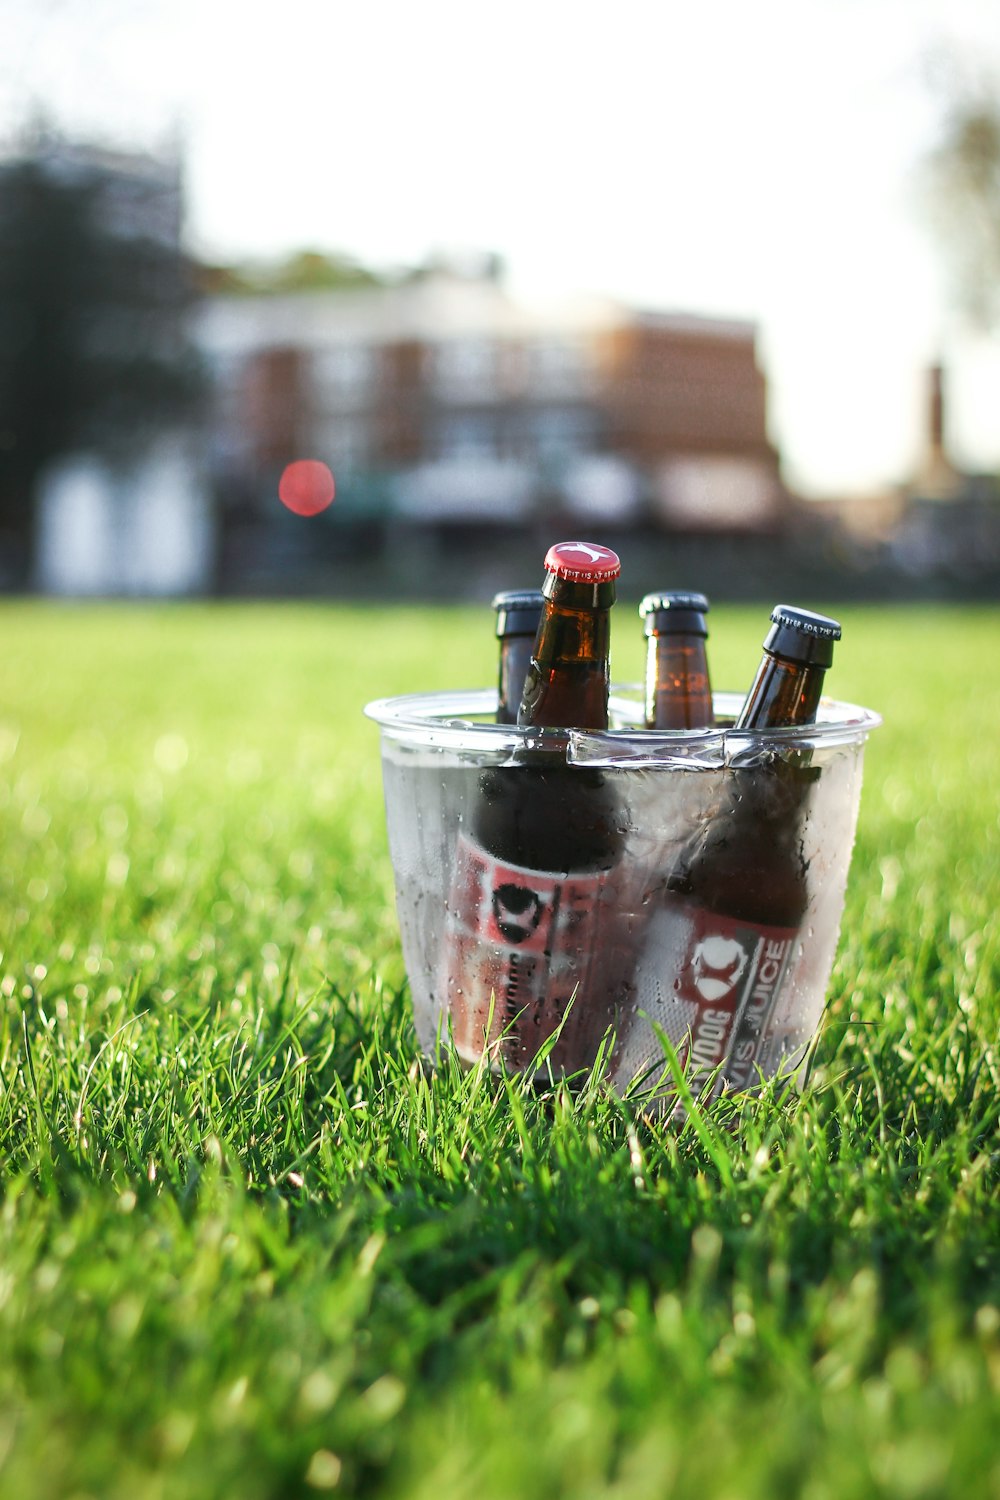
[
  {"xmin": 528, "ymin": 338, "xmax": 588, "ymax": 395},
  {"xmin": 529, "ymin": 406, "xmax": 597, "ymax": 463},
  {"xmin": 314, "ymin": 415, "xmax": 372, "ymax": 474},
  {"xmin": 432, "ymin": 339, "xmax": 497, "ymax": 400},
  {"xmin": 311, "ymin": 345, "xmax": 377, "ymax": 407},
  {"xmin": 434, "ymin": 412, "xmax": 499, "ymax": 460}
]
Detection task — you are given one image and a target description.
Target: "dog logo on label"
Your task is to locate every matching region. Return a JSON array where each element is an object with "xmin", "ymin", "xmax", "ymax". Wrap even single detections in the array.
[
  {"xmin": 492, "ymin": 883, "xmax": 545, "ymax": 943},
  {"xmin": 691, "ymin": 934, "xmax": 749, "ymax": 1002}
]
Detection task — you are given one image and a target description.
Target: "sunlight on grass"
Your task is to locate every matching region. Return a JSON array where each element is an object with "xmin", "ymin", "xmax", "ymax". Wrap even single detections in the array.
[{"xmin": 0, "ymin": 601, "xmax": 997, "ymax": 1500}]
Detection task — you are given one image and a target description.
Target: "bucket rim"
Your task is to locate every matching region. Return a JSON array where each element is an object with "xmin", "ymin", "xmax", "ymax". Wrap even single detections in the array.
[{"xmin": 364, "ymin": 686, "xmax": 882, "ymax": 762}]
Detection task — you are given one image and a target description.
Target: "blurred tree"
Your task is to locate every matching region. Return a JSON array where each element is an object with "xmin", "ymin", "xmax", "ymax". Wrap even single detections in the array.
[
  {"xmin": 195, "ymin": 248, "xmax": 387, "ymax": 296},
  {"xmin": 921, "ymin": 66, "xmax": 1000, "ymax": 330},
  {"xmin": 0, "ymin": 135, "xmax": 205, "ymax": 580}
]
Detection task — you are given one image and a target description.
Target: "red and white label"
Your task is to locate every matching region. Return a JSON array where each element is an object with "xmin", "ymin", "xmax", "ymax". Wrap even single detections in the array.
[
  {"xmin": 440, "ymin": 832, "xmax": 628, "ymax": 1075},
  {"xmin": 618, "ymin": 901, "xmax": 797, "ymax": 1098},
  {"xmin": 721, "ymin": 917, "xmax": 798, "ymax": 1092}
]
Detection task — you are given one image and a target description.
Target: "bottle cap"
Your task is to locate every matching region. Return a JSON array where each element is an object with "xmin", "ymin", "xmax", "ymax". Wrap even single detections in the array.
[
  {"xmin": 543, "ymin": 541, "xmax": 621, "ymax": 583},
  {"xmin": 492, "ymin": 589, "xmax": 544, "ymax": 638},
  {"xmin": 765, "ymin": 604, "xmax": 842, "ymax": 668},
  {"xmin": 639, "ymin": 591, "xmax": 710, "ymax": 638}
]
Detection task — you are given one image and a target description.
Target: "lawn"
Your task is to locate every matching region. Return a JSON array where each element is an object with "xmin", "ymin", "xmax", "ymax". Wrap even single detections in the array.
[{"xmin": 0, "ymin": 598, "xmax": 997, "ymax": 1500}]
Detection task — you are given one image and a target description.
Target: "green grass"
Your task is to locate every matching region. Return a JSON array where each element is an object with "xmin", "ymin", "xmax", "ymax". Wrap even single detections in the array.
[{"xmin": 0, "ymin": 599, "xmax": 998, "ymax": 1500}]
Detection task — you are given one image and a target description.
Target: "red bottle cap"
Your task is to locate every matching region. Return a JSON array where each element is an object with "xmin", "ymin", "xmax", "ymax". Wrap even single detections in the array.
[{"xmin": 543, "ymin": 541, "xmax": 621, "ymax": 582}]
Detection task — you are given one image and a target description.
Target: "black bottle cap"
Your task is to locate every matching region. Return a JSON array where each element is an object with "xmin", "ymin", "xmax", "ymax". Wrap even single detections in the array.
[
  {"xmin": 764, "ymin": 605, "xmax": 842, "ymax": 668},
  {"xmin": 492, "ymin": 589, "xmax": 544, "ymax": 639},
  {"xmin": 639, "ymin": 591, "xmax": 710, "ymax": 638}
]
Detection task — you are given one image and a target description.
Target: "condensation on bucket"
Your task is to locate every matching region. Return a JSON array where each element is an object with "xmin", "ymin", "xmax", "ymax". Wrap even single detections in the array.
[{"xmin": 365, "ymin": 687, "xmax": 881, "ymax": 1102}]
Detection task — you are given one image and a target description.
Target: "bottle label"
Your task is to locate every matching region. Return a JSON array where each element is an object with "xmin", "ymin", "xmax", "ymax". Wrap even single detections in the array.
[
  {"xmin": 615, "ymin": 900, "xmax": 797, "ymax": 1098},
  {"xmin": 723, "ymin": 920, "xmax": 799, "ymax": 1091},
  {"xmin": 440, "ymin": 831, "xmax": 628, "ymax": 1075}
]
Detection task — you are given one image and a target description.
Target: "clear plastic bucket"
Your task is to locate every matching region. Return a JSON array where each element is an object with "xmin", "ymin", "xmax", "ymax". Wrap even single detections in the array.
[{"xmin": 364, "ymin": 687, "xmax": 881, "ymax": 1104}]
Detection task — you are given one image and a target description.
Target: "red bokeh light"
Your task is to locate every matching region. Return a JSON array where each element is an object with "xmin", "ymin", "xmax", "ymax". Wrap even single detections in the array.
[{"xmin": 278, "ymin": 459, "xmax": 336, "ymax": 517}]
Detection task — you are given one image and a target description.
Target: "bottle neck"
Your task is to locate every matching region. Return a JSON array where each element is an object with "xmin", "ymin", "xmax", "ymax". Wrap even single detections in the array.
[
  {"xmin": 735, "ymin": 651, "xmax": 827, "ymax": 729},
  {"xmin": 496, "ymin": 634, "xmax": 536, "ymax": 725},
  {"xmin": 518, "ymin": 579, "xmax": 614, "ymax": 730},
  {"xmin": 645, "ymin": 633, "xmax": 713, "ymax": 730}
]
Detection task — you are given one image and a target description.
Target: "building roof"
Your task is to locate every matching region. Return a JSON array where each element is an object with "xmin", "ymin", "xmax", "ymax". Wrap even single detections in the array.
[{"xmin": 196, "ymin": 270, "xmax": 758, "ymax": 358}]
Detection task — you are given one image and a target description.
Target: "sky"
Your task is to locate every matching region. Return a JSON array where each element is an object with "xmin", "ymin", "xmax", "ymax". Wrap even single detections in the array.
[{"xmin": 2, "ymin": 0, "xmax": 999, "ymax": 499}]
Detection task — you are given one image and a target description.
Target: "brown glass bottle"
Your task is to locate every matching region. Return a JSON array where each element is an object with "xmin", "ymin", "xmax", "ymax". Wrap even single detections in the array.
[
  {"xmin": 617, "ymin": 605, "xmax": 841, "ymax": 1103},
  {"xmin": 492, "ymin": 589, "xmax": 544, "ymax": 725},
  {"xmin": 640, "ymin": 591, "xmax": 714, "ymax": 730},
  {"xmin": 683, "ymin": 607, "xmax": 841, "ymax": 899},
  {"xmin": 442, "ymin": 542, "xmax": 629, "ymax": 1077},
  {"xmin": 717, "ymin": 605, "xmax": 841, "ymax": 1090},
  {"xmin": 517, "ymin": 542, "xmax": 619, "ymax": 730},
  {"xmin": 734, "ymin": 605, "xmax": 838, "ymax": 733}
]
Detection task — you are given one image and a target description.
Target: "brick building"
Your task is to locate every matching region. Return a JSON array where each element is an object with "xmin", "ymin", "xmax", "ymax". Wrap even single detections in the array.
[{"xmin": 198, "ymin": 259, "xmax": 786, "ymax": 539}]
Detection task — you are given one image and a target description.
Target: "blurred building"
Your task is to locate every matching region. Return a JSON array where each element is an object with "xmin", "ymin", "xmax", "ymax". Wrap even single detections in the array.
[
  {"xmin": 808, "ymin": 362, "xmax": 1000, "ymax": 591},
  {"xmin": 6, "ymin": 130, "xmax": 995, "ymax": 601},
  {"xmin": 889, "ymin": 362, "xmax": 1000, "ymax": 583},
  {"xmin": 0, "ymin": 135, "xmax": 210, "ymax": 594},
  {"xmin": 197, "ymin": 255, "xmax": 787, "ymax": 575}
]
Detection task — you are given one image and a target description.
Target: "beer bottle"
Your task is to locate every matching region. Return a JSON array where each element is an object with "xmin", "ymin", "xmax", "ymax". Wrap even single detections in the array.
[
  {"xmin": 442, "ymin": 542, "xmax": 630, "ymax": 1077},
  {"xmin": 719, "ymin": 604, "xmax": 841, "ymax": 1091},
  {"xmin": 640, "ymin": 591, "xmax": 714, "ymax": 730},
  {"xmin": 734, "ymin": 604, "xmax": 839, "ymax": 733},
  {"xmin": 615, "ymin": 604, "xmax": 841, "ymax": 1102},
  {"xmin": 492, "ymin": 589, "xmax": 544, "ymax": 725},
  {"xmin": 517, "ymin": 541, "xmax": 619, "ymax": 730}
]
